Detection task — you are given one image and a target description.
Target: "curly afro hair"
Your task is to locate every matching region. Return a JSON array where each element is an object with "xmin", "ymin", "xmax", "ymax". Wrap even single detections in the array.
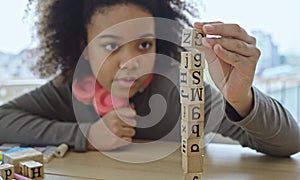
[{"xmin": 27, "ymin": 0, "xmax": 200, "ymax": 81}]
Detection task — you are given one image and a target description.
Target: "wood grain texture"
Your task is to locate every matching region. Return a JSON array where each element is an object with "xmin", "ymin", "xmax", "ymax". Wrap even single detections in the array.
[{"xmin": 44, "ymin": 143, "xmax": 300, "ymax": 180}]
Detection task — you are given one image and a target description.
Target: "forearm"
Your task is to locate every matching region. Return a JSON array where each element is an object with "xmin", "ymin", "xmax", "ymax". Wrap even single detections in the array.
[
  {"xmin": 0, "ymin": 106, "xmax": 90, "ymax": 152},
  {"xmin": 226, "ymin": 87, "xmax": 300, "ymax": 156}
]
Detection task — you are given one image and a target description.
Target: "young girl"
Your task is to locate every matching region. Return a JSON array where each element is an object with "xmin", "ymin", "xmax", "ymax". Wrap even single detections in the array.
[{"xmin": 0, "ymin": 0, "xmax": 299, "ymax": 156}]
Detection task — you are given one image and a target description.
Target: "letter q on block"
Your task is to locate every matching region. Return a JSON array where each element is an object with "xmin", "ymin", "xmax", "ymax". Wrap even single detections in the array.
[{"xmin": 181, "ymin": 121, "xmax": 204, "ymax": 140}]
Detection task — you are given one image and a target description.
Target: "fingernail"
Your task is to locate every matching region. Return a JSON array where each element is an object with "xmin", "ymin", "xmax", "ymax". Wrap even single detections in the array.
[
  {"xmin": 215, "ymin": 44, "xmax": 223, "ymax": 51},
  {"xmin": 203, "ymin": 25, "xmax": 214, "ymax": 33},
  {"xmin": 194, "ymin": 22, "xmax": 203, "ymax": 28}
]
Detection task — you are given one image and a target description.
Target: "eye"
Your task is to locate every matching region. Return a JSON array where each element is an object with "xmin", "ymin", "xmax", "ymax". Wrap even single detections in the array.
[
  {"xmin": 139, "ymin": 41, "xmax": 152, "ymax": 50},
  {"xmin": 104, "ymin": 43, "xmax": 119, "ymax": 51}
]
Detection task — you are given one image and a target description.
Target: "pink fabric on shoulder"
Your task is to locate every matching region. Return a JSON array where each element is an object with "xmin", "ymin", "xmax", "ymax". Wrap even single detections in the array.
[{"xmin": 73, "ymin": 74, "xmax": 153, "ymax": 116}]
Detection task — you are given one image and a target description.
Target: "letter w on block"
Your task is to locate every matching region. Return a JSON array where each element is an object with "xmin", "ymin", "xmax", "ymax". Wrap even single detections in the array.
[{"xmin": 180, "ymin": 86, "xmax": 204, "ymax": 104}]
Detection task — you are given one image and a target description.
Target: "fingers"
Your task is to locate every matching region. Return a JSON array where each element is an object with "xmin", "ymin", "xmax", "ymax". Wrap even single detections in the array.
[
  {"xmin": 110, "ymin": 124, "xmax": 135, "ymax": 137},
  {"xmin": 114, "ymin": 106, "xmax": 136, "ymax": 118},
  {"xmin": 194, "ymin": 21, "xmax": 223, "ymax": 28},
  {"xmin": 106, "ymin": 106, "xmax": 136, "ymax": 126},
  {"xmin": 103, "ymin": 107, "xmax": 137, "ymax": 137},
  {"xmin": 195, "ymin": 22, "xmax": 256, "ymax": 45},
  {"xmin": 194, "ymin": 21, "xmax": 261, "ymax": 70},
  {"xmin": 212, "ymin": 44, "xmax": 258, "ymax": 71},
  {"xmin": 120, "ymin": 127, "xmax": 136, "ymax": 137},
  {"xmin": 202, "ymin": 37, "xmax": 260, "ymax": 57}
]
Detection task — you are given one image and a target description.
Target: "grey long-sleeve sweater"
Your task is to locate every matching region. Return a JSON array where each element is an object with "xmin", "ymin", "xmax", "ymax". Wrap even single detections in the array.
[{"xmin": 0, "ymin": 71, "xmax": 299, "ymax": 156}]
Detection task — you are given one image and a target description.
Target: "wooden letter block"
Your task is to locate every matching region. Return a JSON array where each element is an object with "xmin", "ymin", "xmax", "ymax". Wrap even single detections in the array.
[
  {"xmin": 183, "ymin": 173, "xmax": 202, "ymax": 180},
  {"xmin": 180, "ymin": 86, "xmax": 204, "ymax": 104},
  {"xmin": 3, "ymin": 148, "xmax": 43, "ymax": 174},
  {"xmin": 180, "ymin": 69, "xmax": 204, "ymax": 87},
  {"xmin": 181, "ymin": 52, "xmax": 205, "ymax": 70},
  {"xmin": 19, "ymin": 160, "xmax": 36, "ymax": 177},
  {"xmin": 181, "ymin": 103, "xmax": 204, "ymax": 122},
  {"xmin": 23, "ymin": 161, "xmax": 44, "ymax": 179},
  {"xmin": 181, "ymin": 29, "xmax": 205, "ymax": 48},
  {"xmin": 181, "ymin": 121, "xmax": 204, "ymax": 140},
  {"xmin": 0, "ymin": 164, "xmax": 14, "ymax": 180},
  {"xmin": 182, "ymin": 154, "xmax": 204, "ymax": 173},
  {"xmin": 181, "ymin": 138, "xmax": 204, "ymax": 156}
]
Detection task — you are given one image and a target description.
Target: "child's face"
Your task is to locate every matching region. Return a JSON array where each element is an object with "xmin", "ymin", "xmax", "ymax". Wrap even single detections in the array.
[{"xmin": 86, "ymin": 4, "xmax": 156, "ymax": 98}]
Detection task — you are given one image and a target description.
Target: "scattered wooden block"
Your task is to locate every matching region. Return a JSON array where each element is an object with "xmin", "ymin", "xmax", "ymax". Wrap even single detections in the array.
[
  {"xmin": 181, "ymin": 138, "xmax": 204, "ymax": 156},
  {"xmin": 19, "ymin": 160, "xmax": 35, "ymax": 177},
  {"xmin": 181, "ymin": 103, "xmax": 204, "ymax": 122},
  {"xmin": 22, "ymin": 161, "xmax": 44, "ymax": 179},
  {"xmin": 183, "ymin": 172, "xmax": 202, "ymax": 180},
  {"xmin": 180, "ymin": 86, "xmax": 204, "ymax": 104},
  {"xmin": 3, "ymin": 148, "xmax": 43, "ymax": 174},
  {"xmin": 0, "ymin": 163, "xmax": 14, "ymax": 180},
  {"xmin": 181, "ymin": 52, "xmax": 205, "ymax": 70},
  {"xmin": 182, "ymin": 154, "xmax": 204, "ymax": 173},
  {"xmin": 180, "ymin": 69, "xmax": 204, "ymax": 87},
  {"xmin": 181, "ymin": 121, "xmax": 204, "ymax": 140},
  {"xmin": 181, "ymin": 29, "xmax": 205, "ymax": 48}
]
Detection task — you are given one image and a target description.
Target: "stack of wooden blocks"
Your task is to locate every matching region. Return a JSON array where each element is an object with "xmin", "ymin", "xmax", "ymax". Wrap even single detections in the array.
[
  {"xmin": 180, "ymin": 28, "xmax": 205, "ymax": 180},
  {"xmin": 0, "ymin": 148, "xmax": 44, "ymax": 180}
]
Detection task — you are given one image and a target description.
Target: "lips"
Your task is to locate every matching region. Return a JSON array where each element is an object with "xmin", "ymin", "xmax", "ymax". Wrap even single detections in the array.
[{"xmin": 114, "ymin": 77, "xmax": 137, "ymax": 88}]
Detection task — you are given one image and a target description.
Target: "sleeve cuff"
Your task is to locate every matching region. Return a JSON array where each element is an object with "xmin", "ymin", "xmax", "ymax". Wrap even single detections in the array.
[{"xmin": 225, "ymin": 87, "xmax": 258, "ymax": 124}]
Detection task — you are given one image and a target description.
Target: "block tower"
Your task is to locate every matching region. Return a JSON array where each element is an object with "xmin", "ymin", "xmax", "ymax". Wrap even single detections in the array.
[{"xmin": 180, "ymin": 28, "xmax": 205, "ymax": 180}]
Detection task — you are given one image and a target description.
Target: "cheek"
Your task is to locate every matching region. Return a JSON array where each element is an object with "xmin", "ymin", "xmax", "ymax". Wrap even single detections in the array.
[
  {"xmin": 139, "ymin": 54, "xmax": 156, "ymax": 72},
  {"xmin": 86, "ymin": 44, "xmax": 112, "ymax": 77}
]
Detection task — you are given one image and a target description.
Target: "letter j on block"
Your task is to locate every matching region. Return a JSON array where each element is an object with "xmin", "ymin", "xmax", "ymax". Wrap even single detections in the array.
[{"xmin": 181, "ymin": 52, "xmax": 205, "ymax": 70}]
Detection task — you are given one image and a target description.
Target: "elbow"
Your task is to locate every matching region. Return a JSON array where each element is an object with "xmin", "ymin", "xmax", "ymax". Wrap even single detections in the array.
[{"xmin": 262, "ymin": 141, "xmax": 300, "ymax": 157}]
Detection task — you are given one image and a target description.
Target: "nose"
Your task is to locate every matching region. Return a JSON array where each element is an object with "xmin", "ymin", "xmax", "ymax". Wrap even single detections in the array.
[{"xmin": 119, "ymin": 49, "xmax": 139, "ymax": 71}]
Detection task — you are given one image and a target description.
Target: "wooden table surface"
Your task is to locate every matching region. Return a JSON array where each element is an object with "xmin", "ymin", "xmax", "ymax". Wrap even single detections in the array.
[{"xmin": 44, "ymin": 142, "xmax": 300, "ymax": 180}]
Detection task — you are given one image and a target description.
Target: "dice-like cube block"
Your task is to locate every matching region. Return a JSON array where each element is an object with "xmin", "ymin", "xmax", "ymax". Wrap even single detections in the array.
[
  {"xmin": 180, "ymin": 86, "xmax": 204, "ymax": 104},
  {"xmin": 181, "ymin": 138, "xmax": 204, "ymax": 156},
  {"xmin": 0, "ymin": 163, "xmax": 14, "ymax": 180},
  {"xmin": 180, "ymin": 69, "xmax": 204, "ymax": 87},
  {"xmin": 22, "ymin": 161, "xmax": 44, "ymax": 179},
  {"xmin": 181, "ymin": 29, "xmax": 205, "ymax": 48},
  {"xmin": 3, "ymin": 148, "xmax": 43, "ymax": 174},
  {"xmin": 181, "ymin": 52, "xmax": 205, "ymax": 70},
  {"xmin": 183, "ymin": 173, "xmax": 202, "ymax": 180},
  {"xmin": 181, "ymin": 121, "xmax": 204, "ymax": 139},
  {"xmin": 182, "ymin": 154, "xmax": 204, "ymax": 173}
]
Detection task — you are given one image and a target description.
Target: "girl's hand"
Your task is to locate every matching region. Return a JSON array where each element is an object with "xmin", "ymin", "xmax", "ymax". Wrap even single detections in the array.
[
  {"xmin": 86, "ymin": 106, "xmax": 136, "ymax": 151},
  {"xmin": 195, "ymin": 22, "xmax": 261, "ymax": 117}
]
